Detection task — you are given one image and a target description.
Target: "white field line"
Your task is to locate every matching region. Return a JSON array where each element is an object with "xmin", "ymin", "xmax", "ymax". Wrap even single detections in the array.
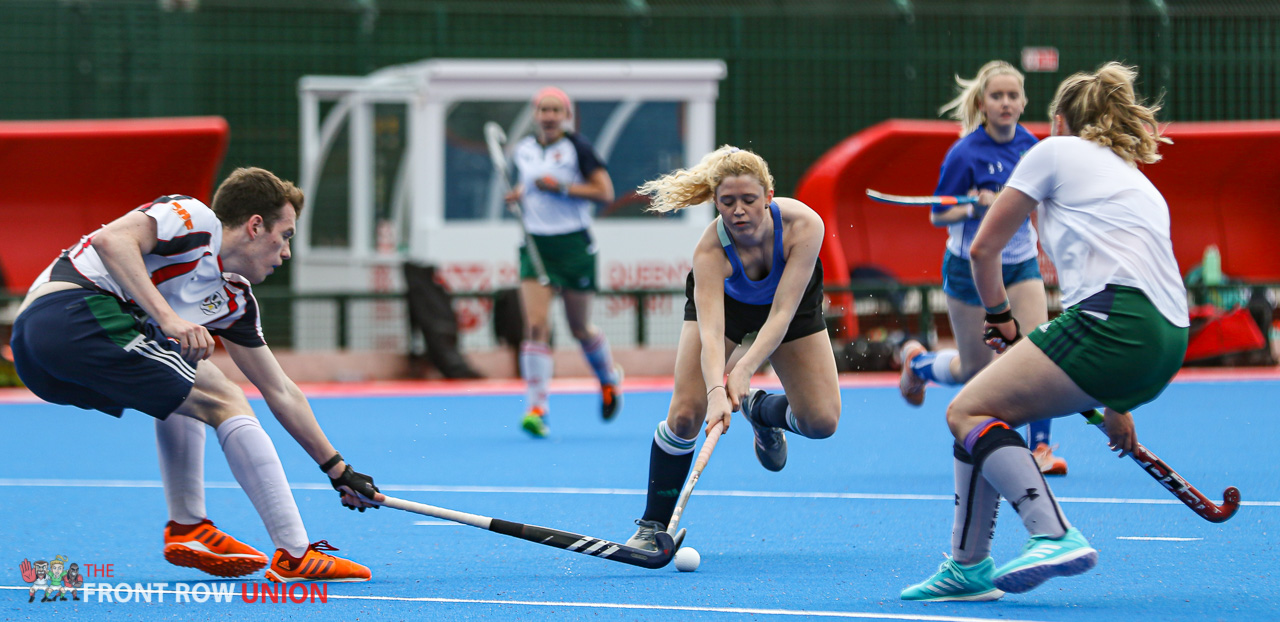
[
  {"xmin": 1115, "ymin": 536, "xmax": 1204, "ymax": 541},
  {"xmin": 0, "ymin": 585, "xmax": 1049, "ymax": 621},
  {"xmin": 0, "ymin": 478, "xmax": 1275, "ymax": 507}
]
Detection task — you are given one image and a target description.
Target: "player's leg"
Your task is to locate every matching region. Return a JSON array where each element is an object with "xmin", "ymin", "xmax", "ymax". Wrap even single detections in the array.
[
  {"xmin": 626, "ymin": 321, "xmax": 729, "ymax": 550},
  {"xmin": 945, "ymin": 340, "xmax": 1099, "ymax": 593},
  {"xmin": 901, "ymin": 438, "xmax": 1005, "ymax": 601},
  {"xmin": 518, "ymin": 278, "xmax": 556, "ymax": 437},
  {"xmin": 562, "ymin": 288, "xmax": 624, "ymax": 421},
  {"xmin": 178, "ymin": 364, "xmax": 370, "ymax": 582},
  {"xmin": 739, "ymin": 330, "xmax": 842, "ymax": 472},
  {"xmin": 1007, "ymin": 278, "xmax": 1068, "ymax": 475},
  {"xmin": 901, "ymin": 252, "xmax": 991, "ymax": 405}
]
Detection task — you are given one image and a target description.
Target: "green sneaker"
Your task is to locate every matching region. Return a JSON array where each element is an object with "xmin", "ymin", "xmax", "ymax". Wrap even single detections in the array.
[
  {"xmin": 901, "ymin": 556, "xmax": 1004, "ymax": 602},
  {"xmin": 521, "ymin": 408, "xmax": 549, "ymax": 438},
  {"xmin": 994, "ymin": 527, "xmax": 1097, "ymax": 594}
]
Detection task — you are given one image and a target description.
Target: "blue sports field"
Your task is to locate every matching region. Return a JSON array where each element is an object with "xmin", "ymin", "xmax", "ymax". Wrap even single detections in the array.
[{"xmin": 2, "ymin": 372, "xmax": 1277, "ymax": 621}]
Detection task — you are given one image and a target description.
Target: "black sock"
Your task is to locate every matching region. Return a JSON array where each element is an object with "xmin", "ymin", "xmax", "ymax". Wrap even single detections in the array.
[
  {"xmin": 640, "ymin": 439, "xmax": 694, "ymax": 524},
  {"xmin": 753, "ymin": 393, "xmax": 801, "ymax": 434}
]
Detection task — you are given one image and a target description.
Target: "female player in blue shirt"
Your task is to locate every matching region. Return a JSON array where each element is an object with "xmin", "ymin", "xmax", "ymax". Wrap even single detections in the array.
[
  {"xmin": 620, "ymin": 146, "xmax": 842, "ymax": 550},
  {"xmin": 898, "ymin": 60, "xmax": 1067, "ymax": 475},
  {"xmin": 504, "ymin": 86, "xmax": 621, "ymax": 438}
]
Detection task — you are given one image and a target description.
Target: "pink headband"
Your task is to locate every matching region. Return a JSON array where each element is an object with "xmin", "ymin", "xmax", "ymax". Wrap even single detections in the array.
[{"xmin": 532, "ymin": 86, "xmax": 573, "ymax": 116}]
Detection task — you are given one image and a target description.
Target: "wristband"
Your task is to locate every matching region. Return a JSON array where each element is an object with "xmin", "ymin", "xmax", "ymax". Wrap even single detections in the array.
[
  {"xmin": 707, "ymin": 385, "xmax": 725, "ymax": 397},
  {"xmin": 985, "ymin": 309, "xmax": 1014, "ymax": 325},
  {"xmin": 984, "ymin": 299, "xmax": 1010, "ymax": 315},
  {"xmin": 319, "ymin": 452, "xmax": 343, "ymax": 474}
]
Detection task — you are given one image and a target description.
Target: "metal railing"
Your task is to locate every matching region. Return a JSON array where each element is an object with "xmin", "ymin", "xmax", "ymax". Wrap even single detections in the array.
[{"xmin": 4, "ymin": 283, "xmax": 1277, "ymax": 352}]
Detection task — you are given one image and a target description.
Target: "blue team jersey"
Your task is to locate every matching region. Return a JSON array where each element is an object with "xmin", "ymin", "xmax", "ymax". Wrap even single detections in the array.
[
  {"xmin": 717, "ymin": 201, "xmax": 785, "ymax": 305},
  {"xmin": 934, "ymin": 125, "xmax": 1039, "ymax": 263}
]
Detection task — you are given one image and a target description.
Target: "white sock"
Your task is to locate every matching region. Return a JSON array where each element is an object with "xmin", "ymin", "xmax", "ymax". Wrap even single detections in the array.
[
  {"xmin": 653, "ymin": 420, "xmax": 697, "ymax": 456},
  {"xmin": 215, "ymin": 415, "xmax": 308, "ymax": 556},
  {"xmin": 156, "ymin": 414, "xmax": 208, "ymax": 525},
  {"xmin": 520, "ymin": 340, "xmax": 554, "ymax": 411},
  {"xmin": 932, "ymin": 349, "xmax": 960, "ymax": 385}
]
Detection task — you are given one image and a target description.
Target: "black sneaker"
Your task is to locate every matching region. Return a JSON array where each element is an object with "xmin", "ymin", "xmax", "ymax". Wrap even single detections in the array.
[{"xmin": 742, "ymin": 388, "xmax": 787, "ymax": 472}]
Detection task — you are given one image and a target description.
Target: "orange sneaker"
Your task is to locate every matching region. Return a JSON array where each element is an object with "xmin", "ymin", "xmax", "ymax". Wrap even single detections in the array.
[
  {"xmin": 163, "ymin": 519, "xmax": 268, "ymax": 578},
  {"xmin": 1032, "ymin": 443, "xmax": 1069, "ymax": 476},
  {"xmin": 899, "ymin": 340, "xmax": 927, "ymax": 407},
  {"xmin": 601, "ymin": 364, "xmax": 624, "ymax": 422},
  {"xmin": 265, "ymin": 541, "xmax": 371, "ymax": 583}
]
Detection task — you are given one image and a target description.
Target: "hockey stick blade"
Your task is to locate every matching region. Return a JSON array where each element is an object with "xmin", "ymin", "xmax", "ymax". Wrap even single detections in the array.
[
  {"xmin": 866, "ymin": 188, "xmax": 979, "ymax": 206},
  {"xmin": 379, "ymin": 495, "xmax": 678, "ymax": 569},
  {"xmin": 1080, "ymin": 410, "xmax": 1240, "ymax": 523}
]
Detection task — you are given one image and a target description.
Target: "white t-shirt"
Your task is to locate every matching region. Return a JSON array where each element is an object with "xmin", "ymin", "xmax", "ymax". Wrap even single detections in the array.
[
  {"xmin": 511, "ymin": 132, "xmax": 605, "ymax": 236},
  {"xmin": 1005, "ymin": 136, "xmax": 1189, "ymax": 327},
  {"xmin": 31, "ymin": 196, "xmax": 267, "ymax": 346}
]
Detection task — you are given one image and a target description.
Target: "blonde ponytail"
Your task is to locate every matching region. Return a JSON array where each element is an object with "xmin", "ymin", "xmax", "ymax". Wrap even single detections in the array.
[{"xmin": 1049, "ymin": 62, "xmax": 1171, "ymax": 166}]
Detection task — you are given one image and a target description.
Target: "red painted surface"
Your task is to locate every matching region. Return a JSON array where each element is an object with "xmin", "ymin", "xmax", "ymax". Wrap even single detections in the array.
[
  {"xmin": 797, "ymin": 119, "xmax": 1280, "ymax": 290},
  {"xmin": 0, "ymin": 117, "xmax": 229, "ymax": 293}
]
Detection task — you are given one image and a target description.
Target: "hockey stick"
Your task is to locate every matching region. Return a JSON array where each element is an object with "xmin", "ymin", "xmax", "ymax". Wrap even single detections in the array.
[
  {"xmin": 378, "ymin": 495, "xmax": 679, "ymax": 569},
  {"xmin": 866, "ymin": 188, "xmax": 980, "ymax": 207},
  {"xmin": 665, "ymin": 421, "xmax": 725, "ymax": 543},
  {"xmin": 1080, "ymin": 409, "xmax": 1241, "ymax": 523},
  {"xmin": 484, "ymin": 121, "xmax": 550, "ymax": 286}
]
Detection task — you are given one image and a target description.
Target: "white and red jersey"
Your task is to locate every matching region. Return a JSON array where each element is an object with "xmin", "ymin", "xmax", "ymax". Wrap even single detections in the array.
[{"xmin": 29, "ymin": 196, "xmax": 267, "ymax": 347}]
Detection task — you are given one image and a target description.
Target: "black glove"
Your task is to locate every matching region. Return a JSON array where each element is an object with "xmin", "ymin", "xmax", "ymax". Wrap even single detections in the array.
[
  {"xmin": 330, "ymin": 465, "xmax": 380, "ymax": 512},
  {"xmin": 982, "ymin": 309, "xmax": 1022, "ymax": 354}
]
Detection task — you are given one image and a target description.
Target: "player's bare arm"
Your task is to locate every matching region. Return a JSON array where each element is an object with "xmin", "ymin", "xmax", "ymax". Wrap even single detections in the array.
[
  {"xmin": 224, "ymin": 340, "xmax": 383, "ymax": 508},
  {"xmin": 971, "ymin": 187, "xmax": 1038, "ymax": 345},
  {"xmin": 92, "ymin": 211, "xmax": 215, "ymax": 363},
  {"xmin": 691, "ymin": 225, "xmax": 733, "ymax": 432}
]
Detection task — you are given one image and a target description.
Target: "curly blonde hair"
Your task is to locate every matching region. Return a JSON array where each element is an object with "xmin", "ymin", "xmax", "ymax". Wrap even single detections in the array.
[
  {"xmin": 939, "ymin": 60, "xmax": 1026, "ymax": 136},
  {"xmin": 639, "ymin": 145, "xmax": 775, "ymax": 213},
  {"xmin": 1049, "ymin": 62, "xmax": 1171, "ymax": 166}
]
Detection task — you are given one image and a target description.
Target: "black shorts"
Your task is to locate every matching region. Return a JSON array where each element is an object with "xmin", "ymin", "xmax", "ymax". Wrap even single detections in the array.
[
  {"xmin": 11, "ymin": 288, "xmax": 194, "ymax": 419},
  {"xmin": 683, "ymin": 260, "xmax": 826, "ymax": 344}
]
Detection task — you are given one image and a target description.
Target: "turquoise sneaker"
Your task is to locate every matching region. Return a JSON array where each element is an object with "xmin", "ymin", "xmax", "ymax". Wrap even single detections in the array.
[
  {"xmin": 994, "ymin": 527, "xmax": 1098, "ymax": 594},
  {"xmin": 901, "ymin": 556, "xmax": 1004, "ymax": 602}
]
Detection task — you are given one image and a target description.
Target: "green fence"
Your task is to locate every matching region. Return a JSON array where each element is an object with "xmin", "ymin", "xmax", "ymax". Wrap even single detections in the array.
[{"xmin": 3, "ymin": 0, "xmax": 1280, "ymax": 197}]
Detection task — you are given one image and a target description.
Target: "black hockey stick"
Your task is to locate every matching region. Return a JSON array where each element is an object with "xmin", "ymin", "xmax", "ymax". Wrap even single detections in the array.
[{"xmin": 378, "ymin": 495, "xmax": 678, "ymax": 569}]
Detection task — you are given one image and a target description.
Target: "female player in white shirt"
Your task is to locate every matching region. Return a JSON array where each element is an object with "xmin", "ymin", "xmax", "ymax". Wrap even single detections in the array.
[
  {"xmin": 901, "ymin": 62, "xmax": 1189, "ymax": 601},
  {"xmin": 504, "ymin": 86, "xmax": 621, "ymax": 438}
]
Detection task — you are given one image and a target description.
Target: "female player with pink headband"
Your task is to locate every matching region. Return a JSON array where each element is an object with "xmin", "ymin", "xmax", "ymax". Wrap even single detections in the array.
[{"xmin": 505, "ymin": 86, "xmax": 621, "ymax": 438}]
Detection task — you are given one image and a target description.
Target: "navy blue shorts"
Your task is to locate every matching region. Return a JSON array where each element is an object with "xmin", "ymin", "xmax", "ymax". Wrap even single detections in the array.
[
  {"xmin": 10, "ymin": 288, "xmax": 195, "ymax": 419},
  {"xmin": 942, "ymin": 251, "xmax": 1042, "ymax": 306}
]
